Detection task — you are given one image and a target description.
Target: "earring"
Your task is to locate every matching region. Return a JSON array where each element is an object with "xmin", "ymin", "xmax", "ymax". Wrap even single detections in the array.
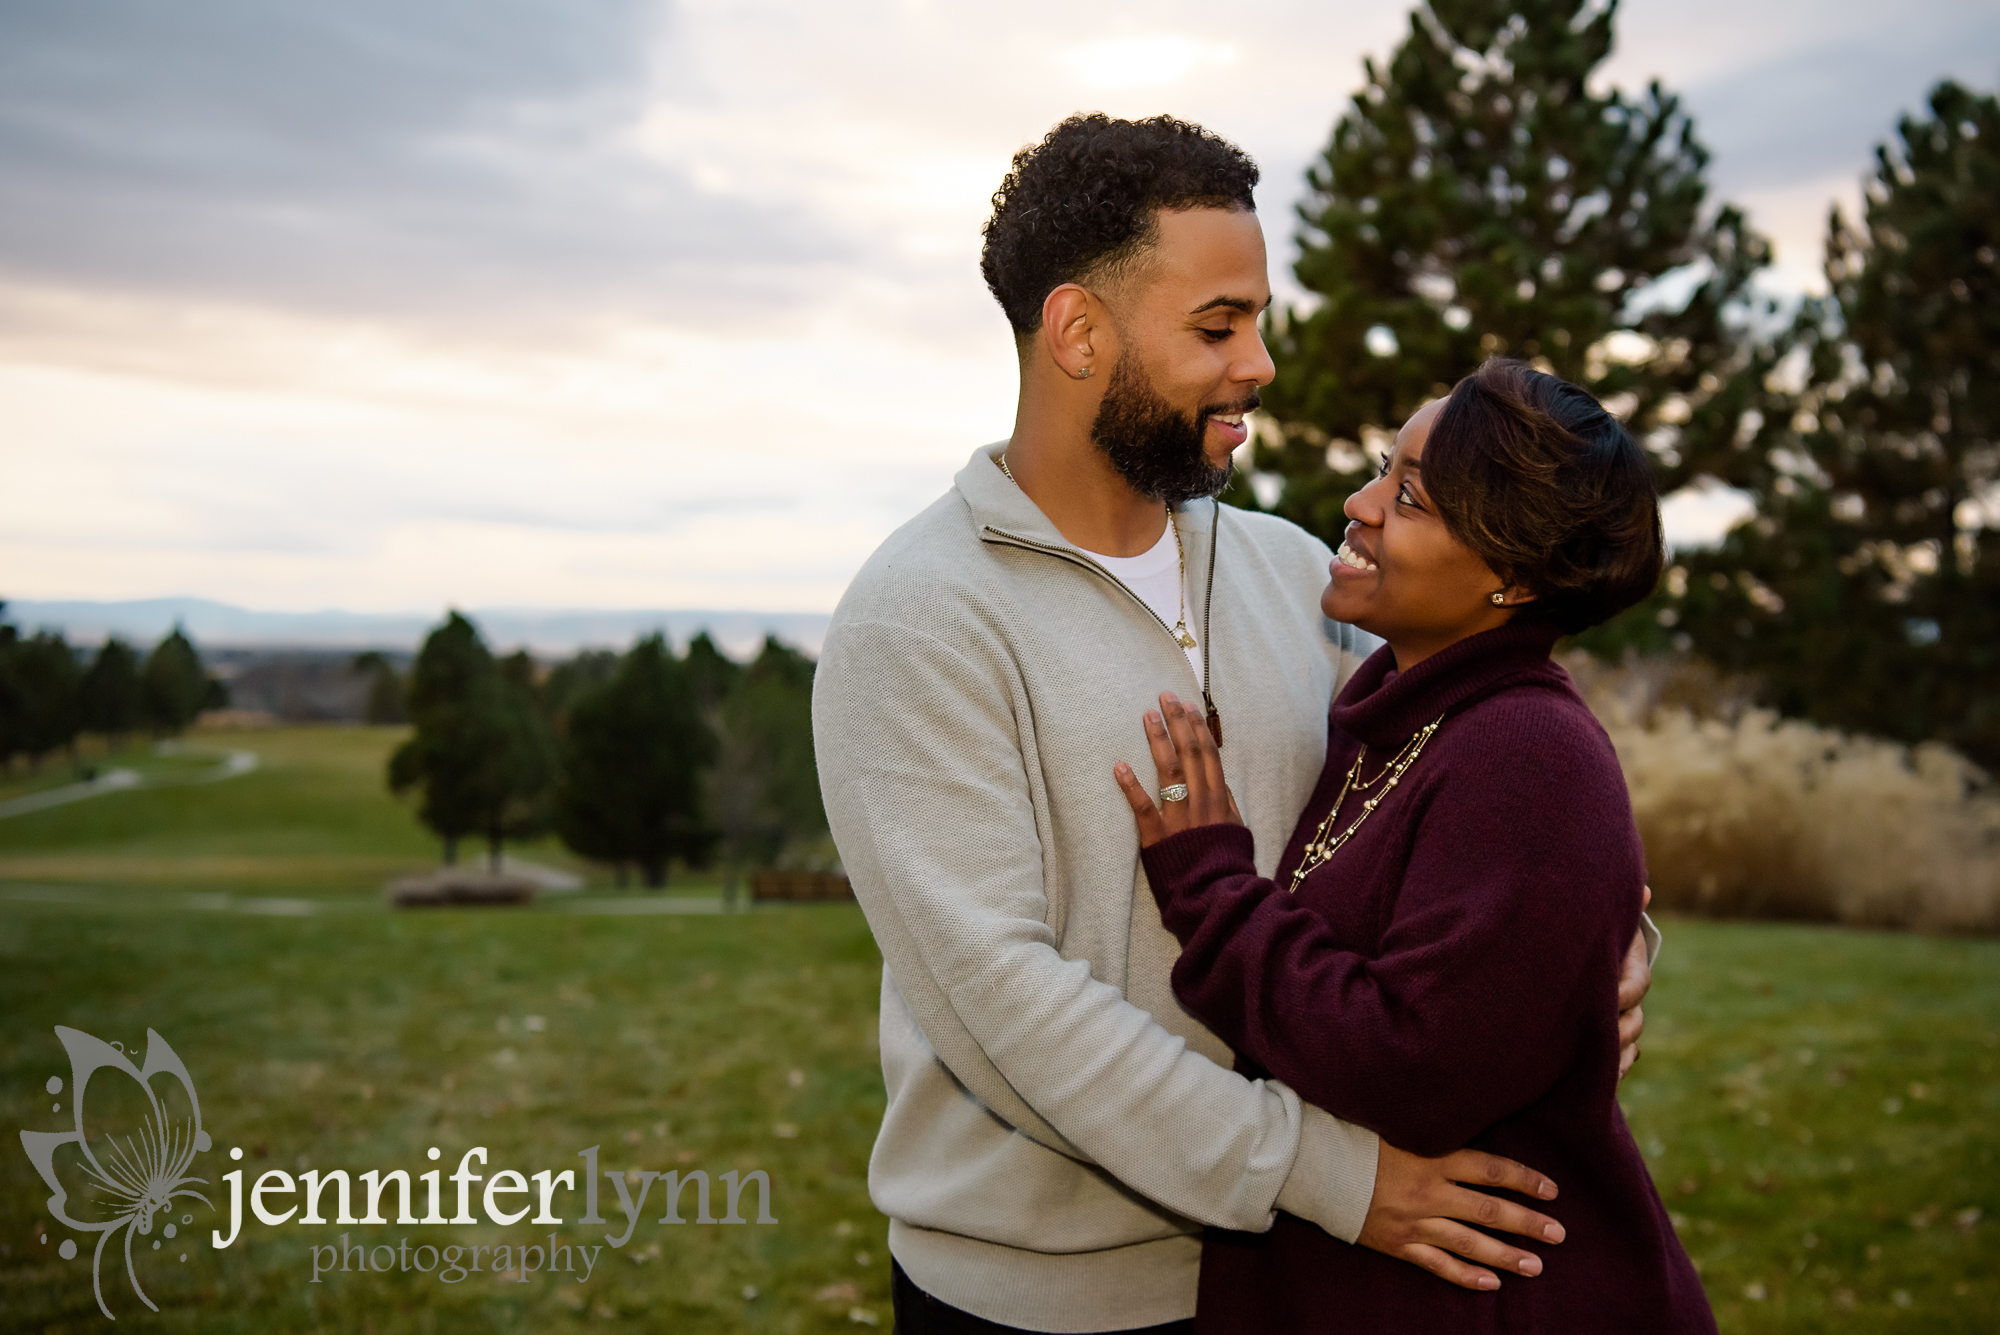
[
  {"xmin": 1075, "ymin": 366, "xmax": 1093, "ymax": 380},
  {"xmin": 1491, "ymin": 592, "xmax": 1506, "ymax": 605}
]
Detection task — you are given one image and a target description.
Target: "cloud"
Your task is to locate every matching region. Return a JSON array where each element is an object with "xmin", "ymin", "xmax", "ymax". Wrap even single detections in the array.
[
  {"xmin": 0, "ymin": 0, "xmax": 845, "ymax": 328},
  {"xmin": 1672, "ymin": 13, "xmax": 2000, "ymax": 194},
  {"xmin": 2, "ymin": 0, "xmax": 1993, "ymax": 615},
  {"xmin": 1059, "ymin": 37, "xmax": 1241, "ymax": 91},
  {"xmin": 1603, "ymin": 0, "xmax": 2000, "ymax": 286}
]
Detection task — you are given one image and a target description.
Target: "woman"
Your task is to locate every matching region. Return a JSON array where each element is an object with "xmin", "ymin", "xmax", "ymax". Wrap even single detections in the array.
[{"xmin": 1112, "ymin": 359, "xmax": 1714, "ymax": 1332}]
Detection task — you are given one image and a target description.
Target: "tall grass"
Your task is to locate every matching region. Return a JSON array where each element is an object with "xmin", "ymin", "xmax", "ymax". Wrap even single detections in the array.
[{"xmin": 1564, "ymin": 654, "xmax": 2000, "ymax": 933}]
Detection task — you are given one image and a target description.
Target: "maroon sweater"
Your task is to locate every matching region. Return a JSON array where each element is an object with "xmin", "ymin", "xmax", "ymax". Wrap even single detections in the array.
[{"xmin": 1140, "ymin": 621, "xmax": 1713, "ymax": 1333}]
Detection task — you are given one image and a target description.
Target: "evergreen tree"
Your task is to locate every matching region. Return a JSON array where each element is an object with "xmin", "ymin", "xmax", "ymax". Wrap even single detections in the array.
[
  {"xmin": 715, "ymin": 636, "xmax": 826, "ymax": 868},
  {"xmin": 1661, "ymin": 82, "xmax": 2000, "ymax": 768},
  {"xmin": 682, "ymin": 631, "xmax": 741, "ymax": 721},
  {"xmin": 140, "ymin": 625, "xmax": 219, "ymax": 735},
  {"xmin": 389, "ymin": 612, "xmax": 512, "ymax": 865},
  {"xmin": 485, "ymin": 650, "xmax": 556, "ymax": 865},
  {"xmin": 0, "ymin": 608, "xmax": 23, "ymax": 770},
  {"xmin": 349, "ymin": 651, "xmax": 408, "ymax": 725},
  {"xmin": 552, "ymin": 634, "xmax": 715, "ymax": 887},
  {"xmin": 682, "ymin": 631, "xmax": 749, "ymax": 900},
  {"xmin": 11, "ymin": 630, "xmax": 82, "ymax": 766},
  {"xmin": 1246, "ymin": 0, "xmax": 1771, "ymax": 541},
  {"xmin": 539, "ymin": 648, "xmax": 620, "ymax": 727},
  {"xmin": 81, "ymin": 639, "xmax": 145, "ymax": 747}
]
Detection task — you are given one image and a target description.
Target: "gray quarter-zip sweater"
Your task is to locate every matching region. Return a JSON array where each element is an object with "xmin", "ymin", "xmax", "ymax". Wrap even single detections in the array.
[{"xmin": 813, "ymin": 444, "xmax": 1383, "ymax": 1332}]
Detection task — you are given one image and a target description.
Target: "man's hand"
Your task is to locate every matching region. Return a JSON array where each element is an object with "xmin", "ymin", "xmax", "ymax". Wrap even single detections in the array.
[
  {"xmin": 1617, "ymin": 887, "xmax": 1653, "ymax": 1080},
  {"xmin": 1357, "ymin": 1143, "xmax": 1565, "ymax": 1291}
]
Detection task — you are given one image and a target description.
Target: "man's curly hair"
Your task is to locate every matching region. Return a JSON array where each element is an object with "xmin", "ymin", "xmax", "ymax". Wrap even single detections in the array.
[{"xmin": 980, "ymin": 114, "xmax": 1259, "ymax": 337}]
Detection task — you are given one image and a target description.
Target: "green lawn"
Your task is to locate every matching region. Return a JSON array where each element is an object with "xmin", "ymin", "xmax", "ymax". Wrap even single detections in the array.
[{"xmin": 1, "ymin": 727, "xmax": 1994, "ymax": 1332}]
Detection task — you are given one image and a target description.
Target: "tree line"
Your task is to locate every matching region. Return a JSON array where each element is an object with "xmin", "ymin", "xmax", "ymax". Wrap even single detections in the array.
[
  {"xmin": 1239, "ymin": 0, "xmax": 1998, "ymax": 771},
  {"xmin": 384, "ymin": 612, "xmax": 824, "ymax": 886},
  {"xmin": 0, "ymin": 603, "xmax": 227, "ymax": 770}
]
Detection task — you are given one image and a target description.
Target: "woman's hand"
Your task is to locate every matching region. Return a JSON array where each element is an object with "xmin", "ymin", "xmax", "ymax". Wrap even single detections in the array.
[{"xmin": 1113, "ymin": 691, "xmax": 1243, "ymax": 848}]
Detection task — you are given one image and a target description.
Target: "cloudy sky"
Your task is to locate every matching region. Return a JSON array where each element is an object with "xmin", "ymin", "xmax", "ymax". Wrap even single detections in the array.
[{"xmin": 3, "ymin": 0, "xmax": 1995, "ymax": 616}]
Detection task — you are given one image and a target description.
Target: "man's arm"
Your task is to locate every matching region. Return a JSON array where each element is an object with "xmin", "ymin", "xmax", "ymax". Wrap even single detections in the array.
[
  {"xmin": 817, "ymin": 616, "xmax": 1357, "ymax": 1233},
  {"xmin": 1618, "ymin": 892, "xmax": 1659, "ymax": 1078},
  {"xmin": 816, "ymin": 616, "xmax": 1563, "ymax": 1281}
]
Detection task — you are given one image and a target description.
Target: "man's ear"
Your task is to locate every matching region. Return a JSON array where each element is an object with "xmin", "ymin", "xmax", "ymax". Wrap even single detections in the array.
[{"xmin": 1039, "ymin": 283, "xmax": 1100, "ymax": 381}]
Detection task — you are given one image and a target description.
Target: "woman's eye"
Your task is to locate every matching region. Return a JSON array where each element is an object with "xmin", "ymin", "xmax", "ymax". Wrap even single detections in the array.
[
  {"xmin": 1199, "ymin": 327, "xmax": 1232, "ymax": 343},
  {"xmin": 1396, "ymin": 482, "xmax": 1420, "ymax": 508}
]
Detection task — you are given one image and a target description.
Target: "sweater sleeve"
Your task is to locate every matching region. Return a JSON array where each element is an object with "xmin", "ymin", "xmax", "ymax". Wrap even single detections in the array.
[
  {"xmin": 1142, "ymin": 712, "xmax": 1643, "ymax": 1158},
  {"xmin": 815, "ymin": 615, "xmax": 1376, "ymax": 1240}
]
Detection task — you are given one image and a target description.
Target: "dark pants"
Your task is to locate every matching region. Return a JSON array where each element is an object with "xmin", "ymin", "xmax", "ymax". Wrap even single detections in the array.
[{"xmin": 891, "ymin": 1259, "xmax": 1197, "ymax": 1335}]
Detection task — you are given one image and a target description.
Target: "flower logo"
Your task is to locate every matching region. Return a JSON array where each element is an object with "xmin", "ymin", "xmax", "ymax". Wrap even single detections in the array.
[{"xmin": 19, "ymin": 1026, "xmax": 212, "ymax": 1320}]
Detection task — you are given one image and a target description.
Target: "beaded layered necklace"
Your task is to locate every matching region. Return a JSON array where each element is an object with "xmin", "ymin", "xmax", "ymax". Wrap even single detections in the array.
[{"xmin": 1288, "ymin": 713, "xmax": 1446, "ymax": 894}]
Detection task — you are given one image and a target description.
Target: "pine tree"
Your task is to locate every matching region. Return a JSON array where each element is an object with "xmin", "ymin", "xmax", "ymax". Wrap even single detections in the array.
[
  {"xmin": 682, "ymin": 632, "xmax": 740, "ymax": 722},
  {"xmin": 683, "ymin": 632, "xmax": 748, "ymax": 900},
  {"xmin": 349, "ymin": 651, "xmax": 408, "ymax": 725},
  {"xmin": 389, "ymin": 612, "xmax": 513, "ymax": 866},
  {"xmin": 1246, "ymin": 0, "xmax": 1771, "ymax": 541},
  {"xmin": 539, "ymin": 649, "xmax": 619, "ymax": 726},
  {"xmin": 0, "ymin": 609, "xmax": 23, "ymax": 770},
  {"xmin": 485, "ymin": 650, "xmax": 555, "ymax": 866},
  {"xmin": 140, "ymin": 626, "xmax": 217, "ymax": 736},
  {"xmin": 1664, "ymin": 82, "xmax": 2000, "ymax": 768},
  {"xmin": 11, "ymin": 630, "xmax": 83, "ymax": 766},
  {"xmin": 81, "ymin": 639, "xmax": 145, "ymax": 748},
  {"xmin": 552, "ymin": 635, "xmax": 716, "ymax": 887},
  {"xmin": 717, "ymin": 637, "xmax": 825, "ymax": 865}
]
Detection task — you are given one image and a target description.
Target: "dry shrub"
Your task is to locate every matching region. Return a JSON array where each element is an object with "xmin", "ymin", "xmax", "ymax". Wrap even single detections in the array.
[{"xmin": 1562, "ymin": 653, "xmax": 2000, "ymax": 933}]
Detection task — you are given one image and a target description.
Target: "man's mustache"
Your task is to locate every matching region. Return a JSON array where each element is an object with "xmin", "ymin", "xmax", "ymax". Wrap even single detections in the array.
[{"xmin": 1201, "ymin": 389, "xmax": 1263, "ymax": 419}]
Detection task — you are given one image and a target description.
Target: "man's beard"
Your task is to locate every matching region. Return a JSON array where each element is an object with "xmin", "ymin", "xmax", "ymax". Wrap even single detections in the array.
[{"xmin": 1090, "ymin": 354, "xmax": 1253, "ymax": 504}]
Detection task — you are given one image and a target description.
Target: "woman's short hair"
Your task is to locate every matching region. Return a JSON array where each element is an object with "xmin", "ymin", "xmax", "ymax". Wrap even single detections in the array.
[{"xmin": 1421, "ymin": 358, "xmax": 1665, "ymax": 634}]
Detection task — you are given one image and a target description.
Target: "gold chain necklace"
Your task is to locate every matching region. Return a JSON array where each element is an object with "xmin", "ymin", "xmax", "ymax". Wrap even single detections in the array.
[
  {"xmin": 1288, "ymin": 714, "xmax": 1445, "ymax": 893},
  {"xmin": 998, "ymin": 452, "xmax": 1195, "ymax": 648}
]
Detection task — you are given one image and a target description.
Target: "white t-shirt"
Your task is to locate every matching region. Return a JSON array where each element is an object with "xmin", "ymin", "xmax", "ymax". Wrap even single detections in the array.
[{"xmin": 1085, "ymin": 520, "xmax": 1205, "ymax": 686}]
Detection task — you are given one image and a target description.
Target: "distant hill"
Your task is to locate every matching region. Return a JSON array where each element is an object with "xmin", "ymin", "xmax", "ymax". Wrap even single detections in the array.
[{"xmin": 1, "ymin": 597, "xmax": 832, "ymax": 658}]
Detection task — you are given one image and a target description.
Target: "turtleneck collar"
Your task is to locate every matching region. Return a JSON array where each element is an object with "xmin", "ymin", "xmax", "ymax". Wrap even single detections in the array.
[{"xmin": 1329, "ymin": 619, "xmax": 1567, "ymax": 749}]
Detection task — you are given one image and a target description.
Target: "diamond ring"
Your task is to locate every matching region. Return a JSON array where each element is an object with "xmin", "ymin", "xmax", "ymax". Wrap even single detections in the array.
[{"xmin": 1159, "ymin": 784, "xmax": 1190, "ymax": 802}]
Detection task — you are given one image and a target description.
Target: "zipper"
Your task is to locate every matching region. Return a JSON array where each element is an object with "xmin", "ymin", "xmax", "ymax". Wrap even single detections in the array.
[
  {"xmin": 982, "ymin": 498, "xmax": 1225, "ymax": 719},
  {"xmin": 1200, "ymin": 498, "xmax": 1220, "ymax": 746},
  {"xmin": 981, "ymin": 524, "xmax": 1202, "ymax": 681}
]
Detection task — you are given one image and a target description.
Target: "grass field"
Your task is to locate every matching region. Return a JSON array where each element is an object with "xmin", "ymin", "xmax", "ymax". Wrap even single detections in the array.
[{"xmin": 1, "ymin": 727, "xmax": 1995, "ymax": 1332}]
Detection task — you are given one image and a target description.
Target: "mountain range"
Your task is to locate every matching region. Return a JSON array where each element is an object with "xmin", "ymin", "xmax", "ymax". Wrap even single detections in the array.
[{"xmin": 1, "ymin": 597, "xmax": 832, "ymax": 658}]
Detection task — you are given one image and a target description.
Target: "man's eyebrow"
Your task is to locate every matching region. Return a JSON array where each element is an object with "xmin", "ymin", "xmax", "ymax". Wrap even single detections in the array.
[{"xmin": 1188, "ymin": 294, "xmax": 1272, "ymax": 316}]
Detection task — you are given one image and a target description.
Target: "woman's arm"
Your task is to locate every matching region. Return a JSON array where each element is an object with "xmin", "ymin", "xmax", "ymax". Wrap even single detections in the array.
[{"xmin": 1119, "ymin": 695, "xmax": 1641, "ymax": 1157}]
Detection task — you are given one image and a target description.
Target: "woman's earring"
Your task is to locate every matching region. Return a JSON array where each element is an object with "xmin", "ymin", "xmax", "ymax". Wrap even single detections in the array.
[
  {"xmin": 1491, "ymin": 592, "xmax": 1506, "ymax": 605},
  {"xmin": 1075, "ymin": 366, "xmax": 1092, "ymax": 380}
]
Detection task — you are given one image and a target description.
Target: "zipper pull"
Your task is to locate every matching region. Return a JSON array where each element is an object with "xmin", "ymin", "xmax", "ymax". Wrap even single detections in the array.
[{"xmin": 1203, "ymin": 693, "xmax": 1223, "ymax": 749}]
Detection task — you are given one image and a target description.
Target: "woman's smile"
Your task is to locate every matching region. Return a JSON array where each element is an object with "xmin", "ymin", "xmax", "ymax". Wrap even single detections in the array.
[{"xmin": 1333, "ymin": 533, "xmax": 1379, "ymax": 576}]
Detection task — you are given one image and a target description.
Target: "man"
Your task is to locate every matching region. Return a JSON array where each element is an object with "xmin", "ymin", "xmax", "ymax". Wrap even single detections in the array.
[{"xmin": 813, "ymin": 114, "xmax": 1654, "ymax": 1334}]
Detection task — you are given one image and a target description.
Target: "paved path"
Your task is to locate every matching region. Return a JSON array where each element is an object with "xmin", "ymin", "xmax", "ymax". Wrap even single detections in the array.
[
  {"xmin": 0, "ymin": 882, "xmax": 730, "ymax": 916},
  {"xmin": 0, "ymin": 749, "xmax": 258, "ymax": 820}
]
